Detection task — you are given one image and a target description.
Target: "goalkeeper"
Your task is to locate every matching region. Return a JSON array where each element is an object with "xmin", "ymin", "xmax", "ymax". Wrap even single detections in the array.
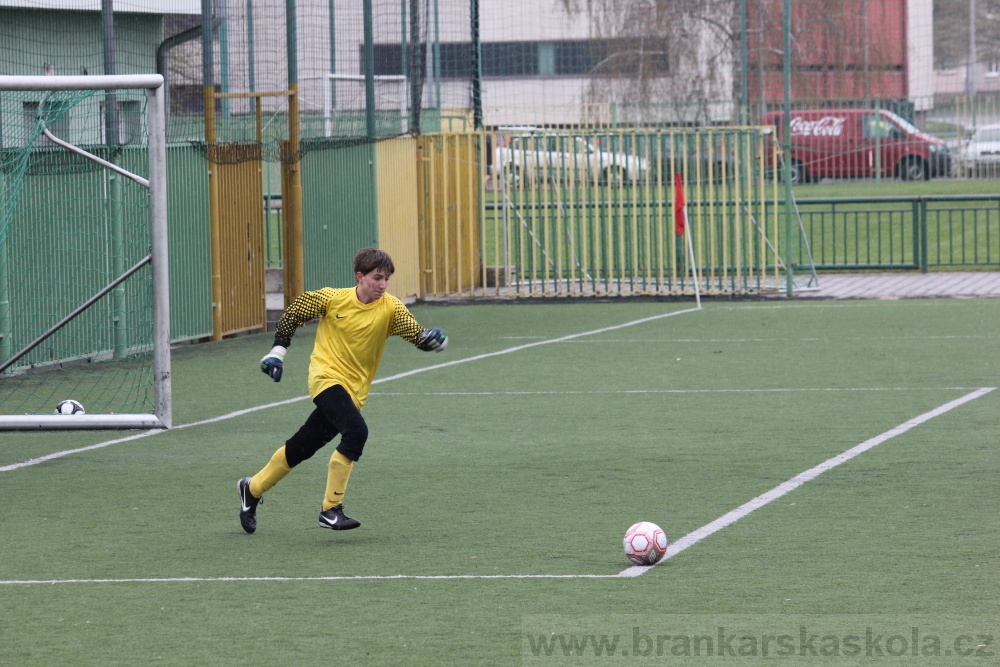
[{"xmin": 237, "ymin": 247, "xmax": 448, "ymax": 534}]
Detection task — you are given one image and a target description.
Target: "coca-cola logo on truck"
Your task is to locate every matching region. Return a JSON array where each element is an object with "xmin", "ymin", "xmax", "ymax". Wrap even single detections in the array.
[{"xmin": 789, "ymin": 116, "xmax": 846, "ymax": 137}]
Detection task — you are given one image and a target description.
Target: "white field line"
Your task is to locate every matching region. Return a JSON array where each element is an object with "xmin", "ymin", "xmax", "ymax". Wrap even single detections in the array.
[
  {"xmin": 372, "ymin": 387, "xmax": 980, "ymax": 397},
  {"xmin": 617, "ymin": 386, "xmax": 996, "ymax": 577},
  {"xmin": 0, "ymin": 387, "xmax": 992, "ymax": 587},
  {"xmin": 0, "ymin": 306, "xmax": 701, "ymax": 473},
  {"xmin": 370, "ymin": 306, "xmax": 701, "ymax": 384},
  {"xmin": 0, "ymin": 574, "xmax": 622, "ymax": 585},
  {"xmin": 557, "ymin": 335, "xmax": 998, "ymax": 343}
]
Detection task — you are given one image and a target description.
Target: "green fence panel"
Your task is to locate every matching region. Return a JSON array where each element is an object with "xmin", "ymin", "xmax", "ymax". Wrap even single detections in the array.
[
  {"xmin": 165, "ymin": 144, "xmax": 212, "ymax": 341},
  {"xmin": 793, "ymin": 198, "xmax": 919, "ymax": 269},
  {"xmin": 791, "ymin": 195, "xmax": 1000, "ymax": 271},
  {"xmin": 925, "ymin": 198, "xmax": 1000, "ymax": 269},
  {"xmin": 4, "ymin": 144, "xmax": 158, "ymax": 369},
  {"xmin": 300, "ymin": 140, "xmax": 378, "ymax": 291}
]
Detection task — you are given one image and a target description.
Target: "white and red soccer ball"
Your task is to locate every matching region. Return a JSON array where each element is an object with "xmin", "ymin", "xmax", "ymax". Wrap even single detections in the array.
[{"xmin": 623, "ymin": 521, "xmax": 668, "ymax": 565}]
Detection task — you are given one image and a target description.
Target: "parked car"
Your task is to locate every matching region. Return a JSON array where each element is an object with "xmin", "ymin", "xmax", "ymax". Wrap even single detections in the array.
[
  {"xmin": 960, "ymin": 124, "xmax": 1000, "ymax": 177},
  {"xmin": 493, "ymin": 129, "xmax": 648, "ymax": 188},
  {"xmin": 763, "ymin": 108, "xmax": 951, "ymax": 183},
  {"xmin": 629, "ymin": 131, "xmax": 737, "ymax": 185}
]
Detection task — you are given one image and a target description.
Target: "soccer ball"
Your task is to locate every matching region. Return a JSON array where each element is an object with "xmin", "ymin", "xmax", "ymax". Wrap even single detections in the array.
[
  {"xmin": 623, "ymin": 521, "xmax": 668, "ymax": 565},
  {"xmin": 55, "ymin": 399, "xmax": 85, "ymax": 415}
]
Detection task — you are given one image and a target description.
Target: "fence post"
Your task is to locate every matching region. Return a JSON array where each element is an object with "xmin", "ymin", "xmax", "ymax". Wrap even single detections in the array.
[{"xmin": 919, "ymin": 197, "xmax": 929, "ymax": 273}]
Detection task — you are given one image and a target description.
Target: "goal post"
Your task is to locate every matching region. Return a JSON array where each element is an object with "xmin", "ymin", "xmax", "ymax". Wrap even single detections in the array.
[
  {"xmin": 0, "ymin": 74, "xmax": 171, "ymax": 430},
  {"xmin": 323, "ymin": 74, "xmax": 408, "ymax": 137}
]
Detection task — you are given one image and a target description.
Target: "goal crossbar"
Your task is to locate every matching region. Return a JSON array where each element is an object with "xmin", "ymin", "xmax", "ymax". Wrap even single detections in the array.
[
  {"xmin": 0, "ymin": 74, "xmax": 171, "ymax": 430},
  {"xmin": 0, "ymin": 74, "xmax": 165, "ymax": 91}
]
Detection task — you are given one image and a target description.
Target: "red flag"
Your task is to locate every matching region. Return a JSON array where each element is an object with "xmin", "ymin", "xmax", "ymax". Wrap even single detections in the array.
[{"xmin": 673, "ymin": 171, "xmax": 686, "ymax": 237}]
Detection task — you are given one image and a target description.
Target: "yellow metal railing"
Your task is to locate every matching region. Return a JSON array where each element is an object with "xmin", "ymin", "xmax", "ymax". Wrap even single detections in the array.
[
  {"xmin": 204, "ymin": 86, "xmax": 297, "ymax": 338},
  {"xmin": 415, "ymin": 128, "xmax": 781, "ymax": 298}
]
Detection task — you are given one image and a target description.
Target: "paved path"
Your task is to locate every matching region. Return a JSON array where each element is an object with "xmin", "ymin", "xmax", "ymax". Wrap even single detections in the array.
[
  {"xmin": 266, "ymin": 272, "xmax": 1000, "ymax": 309},
  {"xmin": 789, "ymin": 272, "xmax": 1000, "ymax": 299}
]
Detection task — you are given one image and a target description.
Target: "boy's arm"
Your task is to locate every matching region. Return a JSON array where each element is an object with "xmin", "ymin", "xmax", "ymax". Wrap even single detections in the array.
[
  {"xmin": 388, "ymin": 301, "xmax": 448, "ymax": 352},
  {"xmin": 260, "ymin": 290, "xmax": 330, "ymax": 382}
]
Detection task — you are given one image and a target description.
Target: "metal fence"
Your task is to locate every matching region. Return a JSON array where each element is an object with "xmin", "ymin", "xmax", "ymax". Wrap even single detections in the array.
[
  {"xmin": 791, "ymin": 195, "xmax": 1000, "ymax": 271},
  {"xmin": 415, "ymin": 128, "xmax": 785, "ymax": 298}
]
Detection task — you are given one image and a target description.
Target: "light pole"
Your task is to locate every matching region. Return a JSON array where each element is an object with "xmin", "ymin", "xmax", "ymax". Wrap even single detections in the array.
[
  {"xmin": 968, "ymin": 0, "xmax": 977, "ymax": 97},
  {"xmin": 783, "ymin": 0, "xmax": 793, "ymax": 296}
]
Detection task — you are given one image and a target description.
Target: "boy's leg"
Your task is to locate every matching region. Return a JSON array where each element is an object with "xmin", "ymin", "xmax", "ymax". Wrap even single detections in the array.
[
  {"xmin": 238, "ymin": 407, "xmax": 338, "ymax": 533},
  {"xmin": 323, "ymin": 450, "xmax": 355, "ymax": 512},
  {"xmin": 313, "ymin": 386, "xmax": 367, "ymax": 530},
  {"xmin": 251, "ymin": 407, "xmax": 338, "ymax": 495},
  {"xmin": 248, "ymin": 446, "xmax": 292, "ymax": 498}
]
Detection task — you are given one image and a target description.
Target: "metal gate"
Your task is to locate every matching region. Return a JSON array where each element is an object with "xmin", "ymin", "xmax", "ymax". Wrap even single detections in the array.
[
  {"xmin": 417, "ymin": 133, "xmax": 482, "ymax": 295},
  {"xmin": 417, "ymin": 129, "xmax": 782, "ymax": 298},
  {"xmin": 209, "ymin": 143, "xmax": 266, "ymax": 335}
]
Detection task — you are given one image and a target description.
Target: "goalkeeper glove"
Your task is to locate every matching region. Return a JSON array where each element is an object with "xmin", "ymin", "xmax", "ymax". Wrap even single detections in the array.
[
  {"xmin": 416, "ymin": 328, "xmax": 448, "ymax": 352},
  {"xmin": 260, "ymin": 345, "xmax": 287, "ymax": 382}
]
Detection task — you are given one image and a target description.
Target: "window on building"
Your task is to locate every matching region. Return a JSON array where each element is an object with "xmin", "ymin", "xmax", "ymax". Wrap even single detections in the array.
[
  {"xmin": 370, "ymin": 39, "xmax": 668, "ymax": 79},
  {"xmin": 372, "ymin": 42, "xmax": 473, "ymax": 78},
  {"xmin": 555, "ymin": 41, "xmax": 600, "ymax": 75},
  {"xmin": 481, "ymin": 42, "xmax": 538, "ymax": 77},
  {"xmin": 590, "ymin": 38, "xmax": 669, "ymax": 76},
  {"xmin": 168, "ymin": 84, "xmax": 207, "ymax": 114},
  {"xmin": 373, "ymin": 44, "xmax": 407, "ymax": 77},
  {"xmin": 440, "ymin": 43, "xmax": 475, "ymax": 78},
  {"xmin": 538, "ymin": 43, "xmax": 556, "ymax": 76}
]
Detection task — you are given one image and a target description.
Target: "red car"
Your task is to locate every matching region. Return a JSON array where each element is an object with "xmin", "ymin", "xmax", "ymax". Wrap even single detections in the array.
[{"xmin": 763, "ymin": 109, "xmax": 951, "ymax": 183}]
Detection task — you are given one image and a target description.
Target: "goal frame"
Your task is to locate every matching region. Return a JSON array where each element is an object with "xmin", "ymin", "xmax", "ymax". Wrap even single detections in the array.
[
  {"xmin": 323, "ymin": 73, "xmax": 408, "ymax": 136},
  {"xmin": 0, "ymin": 74, "xmax": 171, "ymax": 430}
]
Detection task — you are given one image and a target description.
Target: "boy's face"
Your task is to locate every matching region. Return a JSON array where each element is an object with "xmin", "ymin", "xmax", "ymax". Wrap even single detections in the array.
[{"xmin": 355, "ymin": 267, "xmax": 390, "ymax": 304}]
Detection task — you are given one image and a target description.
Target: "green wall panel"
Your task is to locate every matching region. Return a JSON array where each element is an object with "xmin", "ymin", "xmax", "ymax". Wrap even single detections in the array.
[
  {"xmin": 165, "ymin": 144, "xmax": 212, "ymax": 341},
  {"xmin": 0, "ymin": 9, "xmax": 162, "ymax": 78},
  {"xmin": 301, "ymin": 140, "xmax": 378, "ymax": 291},
  {"xmin": 2, "ymin": 165, "xmax": 150, "ymax": 367}
]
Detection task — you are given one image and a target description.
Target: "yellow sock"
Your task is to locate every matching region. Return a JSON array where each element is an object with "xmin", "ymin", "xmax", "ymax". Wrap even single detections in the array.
[
  {"xmin": 322, "ymin": 450, "xmax": 354, "ymax": 511},
  {"xmin": 249, "ymin": 446, "xmax": 292, "ymax": 498}
]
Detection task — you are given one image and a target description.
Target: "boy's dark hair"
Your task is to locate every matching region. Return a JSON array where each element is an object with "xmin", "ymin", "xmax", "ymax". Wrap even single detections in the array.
[{"xmin": 353, "ymin": 247, "xmax": 395, "ymax": 277}]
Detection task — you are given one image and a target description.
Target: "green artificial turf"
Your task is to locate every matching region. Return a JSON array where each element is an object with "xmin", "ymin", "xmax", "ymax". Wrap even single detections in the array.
[{"xmin": 1, "ymin": 299, "xmax": 998, "ymax": 665}]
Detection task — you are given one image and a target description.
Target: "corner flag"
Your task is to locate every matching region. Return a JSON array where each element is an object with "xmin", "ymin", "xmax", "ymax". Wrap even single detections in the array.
[
  {"xmin": 673, "ymin": 171, "xmax": 686, "ymax": 236},
  {"xmin": 673, "ymin": 171, "xmax": 701, "ymax": 308}
]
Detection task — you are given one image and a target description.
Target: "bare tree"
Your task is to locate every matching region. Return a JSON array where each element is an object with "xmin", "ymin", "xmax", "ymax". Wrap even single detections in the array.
[
  {"xmin": 559, "ymin": 0, "xmax": 736, "ymax": 124},
  {"xmin": 935, "ymin": 0, "xmax": 1000, "ymax": 70}
]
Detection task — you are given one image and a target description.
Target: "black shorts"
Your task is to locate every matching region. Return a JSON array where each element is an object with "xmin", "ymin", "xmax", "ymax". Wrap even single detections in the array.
[{"xmin": 283, "ymin": 385, "xmax": 368, "ymax": 466}]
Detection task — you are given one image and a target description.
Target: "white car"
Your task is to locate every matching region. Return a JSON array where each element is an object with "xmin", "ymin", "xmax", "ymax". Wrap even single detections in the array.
[
  {"xmin": 494, "ymin": 131, "xmax": 648, "ymax": 188},
  {"xmin": 962, "ymin": 124, "xmax": 1000, "ymax": 176}
]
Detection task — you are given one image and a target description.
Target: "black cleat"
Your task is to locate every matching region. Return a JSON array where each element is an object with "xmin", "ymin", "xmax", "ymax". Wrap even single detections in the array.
[
  {"xmin": 318, "ymin": 504, "xmax": 360, "ymax": 531},
  {"xmin": 237, "ymin": 476, "xmax": 261, "ymax": 534}
]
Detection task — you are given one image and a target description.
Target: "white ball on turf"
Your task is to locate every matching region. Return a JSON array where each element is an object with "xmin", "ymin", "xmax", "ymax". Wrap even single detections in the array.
[
  {"xmin": 55, "ymin": 399, "xmax": 85, "ymax": 415},
  {"xmin": 623, "ymin": 521, "xmax": 668, "ymax": 565}
]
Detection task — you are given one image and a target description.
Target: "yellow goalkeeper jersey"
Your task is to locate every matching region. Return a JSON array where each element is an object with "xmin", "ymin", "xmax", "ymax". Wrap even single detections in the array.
[{"xmin": 273, "ymin": 287, "xmax": 425, "ymax": 409}]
